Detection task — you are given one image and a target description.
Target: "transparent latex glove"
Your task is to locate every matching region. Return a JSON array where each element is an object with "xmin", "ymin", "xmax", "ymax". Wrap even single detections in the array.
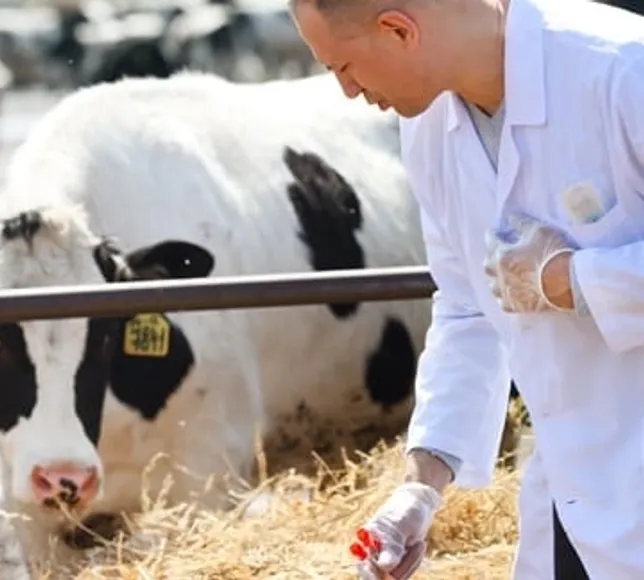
[
  {"xmin": 483, "ymin": 214, "xmax": 575, "ymax": 313},
  {"xmin": 350, "ymin": 482, "xmax": 442, "ymax": 579}
]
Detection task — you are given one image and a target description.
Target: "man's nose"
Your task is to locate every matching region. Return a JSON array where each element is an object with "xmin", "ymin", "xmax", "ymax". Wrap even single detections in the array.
[{"xmin": 336, "ymin": 73, "xmax": 363, "ymax": 99}]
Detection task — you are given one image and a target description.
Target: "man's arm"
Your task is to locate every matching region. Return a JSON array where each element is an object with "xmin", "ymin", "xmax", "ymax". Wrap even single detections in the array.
[
  {"xmin": 570, "ymin": 55, "xmax": 644, "ymax": 353},
  {"xmin": 404, "ymin": 204, "xmax": 510, "ymax": 492}
]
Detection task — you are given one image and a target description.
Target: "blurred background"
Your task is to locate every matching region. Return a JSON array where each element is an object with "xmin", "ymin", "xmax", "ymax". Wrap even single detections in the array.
[
  {"xmin": 0, "ymin": 0, "xmax": 329, "ymax": 176},
  {"xmin": 0, "ymin": 0, "xmax": 640, "ymax": 176}
]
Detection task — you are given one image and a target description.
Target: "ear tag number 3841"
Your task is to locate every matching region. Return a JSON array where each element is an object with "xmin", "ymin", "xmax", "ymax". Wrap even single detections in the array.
[{"xmin": 123, "ymin": 313, "xmax": 170, "ymax": 357}]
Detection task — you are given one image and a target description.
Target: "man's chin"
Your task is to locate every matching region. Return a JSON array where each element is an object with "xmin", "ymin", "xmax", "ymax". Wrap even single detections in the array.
[
  {"xmin": 388, "ymin": 98, "xmax": 430, "ymax": 117},
  {"xmin": 364, "ymin": 97, "xmax": 428, "ymax": 118}
]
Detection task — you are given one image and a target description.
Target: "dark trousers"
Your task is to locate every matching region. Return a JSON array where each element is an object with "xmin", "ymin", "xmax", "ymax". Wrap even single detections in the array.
[{"xmin": 553, "ymin": 504, "xmax": 590, "ymax": 579}]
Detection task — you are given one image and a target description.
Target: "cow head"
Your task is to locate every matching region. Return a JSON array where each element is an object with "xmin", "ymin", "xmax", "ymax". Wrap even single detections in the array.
[{"xmin": 0, "ymin": 205, "xmax": 214, "ymax": 515}]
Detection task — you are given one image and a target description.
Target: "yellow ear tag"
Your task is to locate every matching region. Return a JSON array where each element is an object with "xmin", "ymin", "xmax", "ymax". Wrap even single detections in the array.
[{"xmin": 123, "ymin": 313, "xmax": 170, "ymax": 357}]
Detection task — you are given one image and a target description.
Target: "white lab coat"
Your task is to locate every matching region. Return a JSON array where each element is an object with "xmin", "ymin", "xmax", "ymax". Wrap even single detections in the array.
[{"xmin": 401, "ymin": 0, "xmax": 644, "ymax": 577}]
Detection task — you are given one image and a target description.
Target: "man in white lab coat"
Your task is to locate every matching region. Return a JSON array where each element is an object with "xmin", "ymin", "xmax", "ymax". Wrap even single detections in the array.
[{"xmin": 290, "ymin": 0, "xmax": 644, "ymax": 578}]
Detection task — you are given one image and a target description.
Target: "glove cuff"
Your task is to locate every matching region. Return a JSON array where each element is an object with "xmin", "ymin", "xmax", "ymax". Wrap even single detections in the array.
[{"xmin": 537, "ymin": 247, "xmax": 575, "ymax": 312}]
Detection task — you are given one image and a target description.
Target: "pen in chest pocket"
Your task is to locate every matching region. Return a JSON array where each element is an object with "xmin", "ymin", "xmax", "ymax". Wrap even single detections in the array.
[{"xmin": 560, "ymin": 182, "xmax": 606, "ymax": 225}]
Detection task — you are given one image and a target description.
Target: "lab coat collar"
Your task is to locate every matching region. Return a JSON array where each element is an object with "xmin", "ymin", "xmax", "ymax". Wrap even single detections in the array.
[{"xmin": 446, "ymin": 0, "xmax": 547, "ymax": 132}]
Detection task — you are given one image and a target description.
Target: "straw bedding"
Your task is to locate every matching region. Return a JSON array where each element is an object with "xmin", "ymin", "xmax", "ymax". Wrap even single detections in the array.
[{"xmin": 29, "ymin": 430, "xmax": 523, "ymax": 580}]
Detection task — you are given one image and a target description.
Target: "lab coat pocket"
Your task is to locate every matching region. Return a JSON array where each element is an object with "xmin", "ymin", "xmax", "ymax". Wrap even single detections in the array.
[{"xmin": 567, "ymin": 202, "xmax": 635, "ymax": 249}]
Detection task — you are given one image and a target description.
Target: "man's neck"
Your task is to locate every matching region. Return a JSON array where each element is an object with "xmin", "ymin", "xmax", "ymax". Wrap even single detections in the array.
[{"xmin": 453, "ymin": 0, "xmax": 508, "ymax": 115}]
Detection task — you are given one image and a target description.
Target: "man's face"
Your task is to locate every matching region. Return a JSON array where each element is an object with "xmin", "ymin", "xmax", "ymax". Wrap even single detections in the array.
[{"xmin": 291, "ymin": 1, "xmax": 447, "ymax": 118}]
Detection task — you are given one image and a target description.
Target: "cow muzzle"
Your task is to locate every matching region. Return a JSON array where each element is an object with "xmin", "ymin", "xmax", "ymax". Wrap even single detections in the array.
[{"xmin": 30, "ymin": 461, "xmax": 100, "ymax": 512}]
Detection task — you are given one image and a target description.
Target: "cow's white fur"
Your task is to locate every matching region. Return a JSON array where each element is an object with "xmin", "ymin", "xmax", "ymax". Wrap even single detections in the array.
[{"xmin": 0, "ymin": 71, "xmax": 431, "ymax": 569}]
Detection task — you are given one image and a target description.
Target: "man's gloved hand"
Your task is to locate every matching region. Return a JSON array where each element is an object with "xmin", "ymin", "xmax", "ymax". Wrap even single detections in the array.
[
  {"xmin": 483, "ymin": 214, "xmax": 576, "ymax": 313},
  {"xmin": 351, "ymin": 482, "xmax": 442, "ymax": 579}
]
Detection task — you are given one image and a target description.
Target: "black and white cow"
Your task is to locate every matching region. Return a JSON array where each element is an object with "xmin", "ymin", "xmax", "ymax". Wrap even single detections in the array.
[{"xmin": 0, "ymin": 70, "xmax": 518, "ymax": 571}]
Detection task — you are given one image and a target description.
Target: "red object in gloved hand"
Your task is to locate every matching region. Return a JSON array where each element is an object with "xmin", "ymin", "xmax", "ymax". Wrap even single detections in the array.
[
  {"xmin": 355, "ymin": 541, "xmax": 426, "ymax": 580},
  {"xmin": 351, "ymin": 482, "xmax": 440, "ymax": 579},
  {"xmin": 350, "ymin": 528, "xmax": 382, "ymax": 562},
  {"xmin": 357, "ymin": 528, "xmax": 382, "ymax": 552},
  {"xmin": 350, "ymin": 527, "xmax": 426, "ymax": 579},
  {"xmin": 350, "ymin": 541, "xmax": 368, "ymax": 561}
]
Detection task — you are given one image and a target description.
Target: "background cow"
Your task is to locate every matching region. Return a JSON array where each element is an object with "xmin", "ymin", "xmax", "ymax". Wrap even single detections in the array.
[{"xmin": 0, "ymin": 70, "xmax": 519, "ymax": 573}]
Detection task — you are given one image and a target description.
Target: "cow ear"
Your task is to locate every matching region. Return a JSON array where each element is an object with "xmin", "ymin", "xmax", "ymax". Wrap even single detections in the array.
[
  {"xmin": 93, "ymin": 238, "xmax": 215, "ymax": 282},
  {"xmin": 93, "ymin": 238, "xmax": 133, "ymax": 283},
  {"xmin": 125, "ymin": 240, "xmax": 215, "ymax": 280}
]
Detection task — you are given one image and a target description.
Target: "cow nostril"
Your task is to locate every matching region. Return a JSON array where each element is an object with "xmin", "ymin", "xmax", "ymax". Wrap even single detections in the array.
[
  {"xmin": 58, "ymin": 478, "xmax": 79, "ymax": 505},
  {"xmin": 59, "ymin": 477, "xmax": 78, "ymax": 494},
  {"xmin": 58, "ymin": 469, "xmax": 98, "ymax": 505},
  {"xmin": 80, "ymin": 468, "xmax": 98, "ymax": 493},
  {"xmin": 31, "ymin": 468, "xmax": 53, "ymax": 493}
]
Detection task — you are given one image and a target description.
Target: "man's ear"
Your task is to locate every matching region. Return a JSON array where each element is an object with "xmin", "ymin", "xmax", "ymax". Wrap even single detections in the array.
[{"xmin": 93, "ymin": 238, "xmax": 215, "ymax": 282}]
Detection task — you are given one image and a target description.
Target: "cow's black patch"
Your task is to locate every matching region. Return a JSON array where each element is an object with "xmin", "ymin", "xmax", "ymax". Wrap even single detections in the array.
[
  {"xmin": 107, "ymin": 314, "xmax": 195, "ymax": 421},
  {"xmin": 283, "ymin": 146, "xmax": 365, "ymax": 319},
  {"xmin": 74, "ymin": 317, "xmax": 118, "ymax": 445},
  {"xmin": 2, "ymin": 210, "xmax": 42, "ymax": 244},
  {"xmin": 0, "ymin": 324, "xmax": 38, "ymax": 432},
  {"xmin": 365, "ymin": 317, "xmax": 416, "ymax": 407},
  {"xmin": 91, "ymin": 237, "xmax": 214, "ymax": 422}
]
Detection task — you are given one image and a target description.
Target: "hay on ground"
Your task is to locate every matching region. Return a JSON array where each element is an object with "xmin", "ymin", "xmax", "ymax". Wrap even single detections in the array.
[{"xmin": 35, "ymin": 438, "xmax": 521, "ymax": 580}]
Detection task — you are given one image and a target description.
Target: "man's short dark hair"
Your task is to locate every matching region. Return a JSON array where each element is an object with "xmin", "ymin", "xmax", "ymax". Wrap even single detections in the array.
[
  {"xmin": 289, "ymin": 0, "xmax": 391, "ymax": 23},
  {"xmin": 290, "ymin": 0, "xmax": 425, "ymax": 26}
]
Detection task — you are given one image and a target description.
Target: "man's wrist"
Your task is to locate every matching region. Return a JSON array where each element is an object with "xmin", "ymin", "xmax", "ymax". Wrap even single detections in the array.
[
  {"xmin": 404, "ymin": 448, "xmax": 453, "ymax": 493},
  {"xmin": 539, "ymin": 248, "xmax": 575, "ymax": 310}
]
